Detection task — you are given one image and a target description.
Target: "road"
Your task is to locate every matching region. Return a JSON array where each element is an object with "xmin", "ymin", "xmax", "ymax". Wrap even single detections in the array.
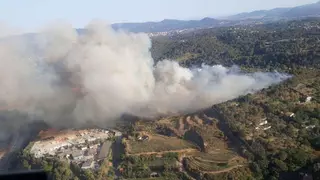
[{"xmin": 112, "ymin": 136, "xmax": 124, "ymax": 180}]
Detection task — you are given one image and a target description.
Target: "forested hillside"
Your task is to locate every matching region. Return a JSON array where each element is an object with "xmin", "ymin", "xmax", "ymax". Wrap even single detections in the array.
[
  {"xmin": 151, "ymin": 18, "xmax": 320, "ymax": 71},
  {"xmin": 150, "ymin": 18, "xmax": 320, "ymax": 180}
]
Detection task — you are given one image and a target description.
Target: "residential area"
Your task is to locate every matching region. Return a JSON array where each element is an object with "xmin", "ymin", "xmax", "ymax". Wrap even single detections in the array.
[{"xmin": 29, "ymin": 128, "xmax": 121, "ymax": 170}]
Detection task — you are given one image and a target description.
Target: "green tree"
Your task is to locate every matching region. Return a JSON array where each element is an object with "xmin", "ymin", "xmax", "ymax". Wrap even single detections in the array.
[
  {"xmin": 22, "ymin": 160, "xmax": 31, "ymax": 170},
  {"xmin": 274, "ymin": 159, "xmax": 288, "ymax": 171},
  {"xmin": 311, "ymin": 118, "xmax": 319, "ymax": 126},
  {"xmin": 83, "ymin": 170, "xmax": 95, "ymax": 180},
  {"xmin": 286, "ymin": 124, "xmax": 296, "ymax": 137},
  {"xmin": 108, "ymin": 167, "xmax": 115, "ymax": 178},
  {"xmin": 278, "ymin": 151, "xmax": 288, "ymax": 161}
]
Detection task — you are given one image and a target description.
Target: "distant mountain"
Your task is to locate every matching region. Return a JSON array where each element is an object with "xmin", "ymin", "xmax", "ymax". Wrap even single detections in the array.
[
  {"xmin": 225, "ymin": 8, "xmax": 290, "ymax": 20},
  {"xmin": 224, "ymin": 1, "xmax": 320, "ymax": 20},
  {"xmin": 111, "ymin": 1, "xmax": 320, "ymax": 33},
  {"xmin": 282, "ymin": 1, "xmax": 320, "ymax": 18},
  {"xmin": 2, "ymin": 2, "xmax": 320, "ymax": 37},
  {"xmin": 112, "ymin": 18, "xmax": 224, "ymax": 33}
]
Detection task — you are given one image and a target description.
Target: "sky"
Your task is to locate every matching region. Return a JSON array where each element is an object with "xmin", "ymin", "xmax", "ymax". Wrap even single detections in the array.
[{"xmin": 0, "ymin": 0, "xmax": 318, "ymax": 31}]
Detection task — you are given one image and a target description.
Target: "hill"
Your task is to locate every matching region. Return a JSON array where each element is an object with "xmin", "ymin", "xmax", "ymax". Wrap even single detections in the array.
[
  {"xmin": 224, "ymin": 1, "xmax": 320, "ymax": 20},
  {"xmin": 283, "ymin": 1, "xmax": 320, "ymax": 18},
  {"xmin": 119, "ymin": 19, "xmax": 320, "ymax": 179},
  {"xmin": 2, "ymin": 2, "xmax": 320, "ymax": 37},
  {"xmin": 119, "ymin": 111, "xmax": 252, "ymax": 180},
  {"xmin": 224, "ymin": 8, "xmax": 290, "ymax": 20},
  {"xmin": 149, "ymin": 18, "xmax": 320, "ymax": 180},
  {"xmin": 111, "ymin": 1, "xmax": 320, "ymax": 33},
  {"xmin": 151, "ymin": 18, "xmax": 320, "ymax": 70},
  {"xmin": 111, "ymin": 18, "xmax": 228, "ymax": 33}
]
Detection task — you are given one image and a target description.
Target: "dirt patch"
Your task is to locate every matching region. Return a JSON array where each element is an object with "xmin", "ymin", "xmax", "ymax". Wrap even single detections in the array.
[{"xmin": 125, "ymin": 134, "xmax": 198, "ymax": 154}]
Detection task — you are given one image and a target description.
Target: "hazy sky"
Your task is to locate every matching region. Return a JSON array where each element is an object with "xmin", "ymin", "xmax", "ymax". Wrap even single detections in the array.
[{"xmin": 0, "ymin": 0, "xmax": 318, "ymax": 30}]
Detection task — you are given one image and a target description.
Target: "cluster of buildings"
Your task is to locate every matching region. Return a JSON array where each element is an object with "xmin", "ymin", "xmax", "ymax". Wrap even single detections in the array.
[
  {"xmin": 254, "ymin": 118, "xmax": 272, "ymax": 131},
  {"xmin": 147, "ymin": 29, "xmax": 193, "ymax": 37},
  {"xmin": 30, "ymin": 128, "xmax": 120, "ymax": 170}
]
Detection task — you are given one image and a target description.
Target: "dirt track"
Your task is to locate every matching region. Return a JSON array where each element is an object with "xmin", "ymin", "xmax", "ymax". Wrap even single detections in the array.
[
  {"xmin": 178, "ymin": 117, "xmax": 185, "ymax": 136},
  {"xmin": 127, "ymin": 148, "xmax": 198, "ymax": 156},
  {"xmin": 205, "ymin": 165, "xmax": 244, "ymax": 174}
]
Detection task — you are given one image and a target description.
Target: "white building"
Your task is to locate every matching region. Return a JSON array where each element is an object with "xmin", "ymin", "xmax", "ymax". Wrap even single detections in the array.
[
  {"xmin": 114, "ymin": 131, "xmax": 122, "ymax": 137},
  {"xmin": 263, "ymin": 126, "xmax": 272, "ymax": 131},
  {"xmin": 305, "ymin": 96, "xmax": 312, "ymax": 103},
  {"xmin": 289, "ymin": 113, "xmax": 295, "ymax": 118},
  {"xmin": 88, "ymin": 137, "xmax": 97, "ymax": 142},
  {"xmin": 89, "ymin": 144, "xmax": 98, "ymax": 149},
  {"xmin": 306, "ymin": 125, "xmax": 316, "ymax": 129},
  {"xmin": 259, "ymin": 121, "xmax": 268, "ymax": 126},
  {"xmin": 72, "ymin": 151, "xmax": 84, "ymax": 160}
]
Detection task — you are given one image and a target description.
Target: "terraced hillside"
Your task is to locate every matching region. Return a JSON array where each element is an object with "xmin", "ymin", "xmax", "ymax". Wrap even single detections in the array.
[{"xmin": 120, "ymin": 112, "xmax": 252, "ymax": 179}]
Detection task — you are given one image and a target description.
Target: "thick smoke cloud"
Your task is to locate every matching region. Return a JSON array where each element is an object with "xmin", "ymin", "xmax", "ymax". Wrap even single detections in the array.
[{"xmin": 0, "ymin": 21, "xmax": 290, "ymax": 131}]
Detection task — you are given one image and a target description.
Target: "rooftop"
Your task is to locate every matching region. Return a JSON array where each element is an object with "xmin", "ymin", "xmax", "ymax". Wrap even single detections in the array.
[
  {"xmin": 82, "ymin": 159, "xmax": 93, "ymax": 166},
  {"xmin": 72, "ymin": 151, "xmax": 83, "ymax": 158},
  {"xmin": 81, "ymin": 160, "xmax": 93, "ymax": 169}
]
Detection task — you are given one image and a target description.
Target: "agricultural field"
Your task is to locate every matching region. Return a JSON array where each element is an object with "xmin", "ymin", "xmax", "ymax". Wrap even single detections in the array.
[
  {"xmin": 146, "ymin": 158, "xmax": 178, "ymax": 170},
  {"xmin": 122, "ymin": 112, "xmax": 246, "ymax": 179},
  {"xmin": 184, "ymin": 151, "xmax": 247, "ymax": 174},
  {"xmin": 189, "ymin": 151, "xmax": 239, "ymax": 164},
  {"xmin": 156, "ymin": 114, "xmax": 227, "ymax": 152},
  {"xmin": 125, "ymin": 113, "xmax": 228, "ymax": 156},
  {"xmin": 185, "ymin": 157, "xmax": 230, "ymax": 172},
  {"xmin": 126, "ymin": 176, "xmax": 181, "ymax": 180},
  {"xmin": 125, "ymin": 134, "xmax": 198, "ymax": 155},
  {"xmin": 203, "ymin": 166, "xmax": 254, "ymax": 180}
]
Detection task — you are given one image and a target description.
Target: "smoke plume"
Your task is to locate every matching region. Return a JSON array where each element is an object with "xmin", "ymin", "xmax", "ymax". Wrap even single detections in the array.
[{"xmin": 0, "ymin": 21, "xmax": 290, "ymax": 130}]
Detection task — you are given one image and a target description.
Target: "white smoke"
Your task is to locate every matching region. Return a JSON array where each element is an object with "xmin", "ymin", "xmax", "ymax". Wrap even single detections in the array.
[
  {"xmin": 0, "ymin": 21, "xmax": 290, "ymax": 128},
  {"xmin": 0, "ymin": 22, "xmax": 23, "ymax": 38}
]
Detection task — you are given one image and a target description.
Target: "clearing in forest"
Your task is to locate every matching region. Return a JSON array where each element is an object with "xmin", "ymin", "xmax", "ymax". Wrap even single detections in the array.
[{"xmin": 125, "ymin": 134, "xmax": 198, "ymax": 155}]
